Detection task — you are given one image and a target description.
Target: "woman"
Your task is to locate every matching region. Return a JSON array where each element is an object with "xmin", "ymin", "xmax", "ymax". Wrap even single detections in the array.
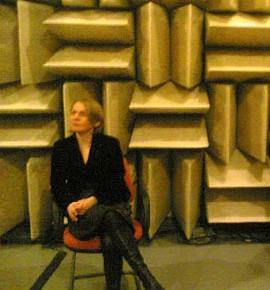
[{"xmin": 51, "ymin": 98, "xmax": 164, "ymax": 290}]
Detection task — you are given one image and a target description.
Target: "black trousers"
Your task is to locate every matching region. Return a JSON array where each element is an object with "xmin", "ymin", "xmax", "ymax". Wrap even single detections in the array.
[
  {"xmin": 68, "ymin": 202, "xmax": 134, "ymax": 289},
  {"xmin": 68, "ymin": 202, "xmax": 133, "ymax": 240}
]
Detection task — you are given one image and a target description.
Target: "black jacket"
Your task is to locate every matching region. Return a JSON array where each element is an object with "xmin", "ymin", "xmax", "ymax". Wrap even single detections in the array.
[{"xmin": 50, "ymin": 133, "xmax": 130, "ymax": 213}]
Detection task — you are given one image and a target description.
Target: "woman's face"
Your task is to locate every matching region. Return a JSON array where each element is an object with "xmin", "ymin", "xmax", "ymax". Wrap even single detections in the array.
[{"xmin": 70, "ymin": 101, "xmax": 98, "ymax": 134}]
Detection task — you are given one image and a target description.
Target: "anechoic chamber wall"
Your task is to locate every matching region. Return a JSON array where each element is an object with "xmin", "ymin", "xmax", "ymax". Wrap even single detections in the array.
[{"xmin": 1, "ymin": 0, "xmax": 270, "ymax": 241}]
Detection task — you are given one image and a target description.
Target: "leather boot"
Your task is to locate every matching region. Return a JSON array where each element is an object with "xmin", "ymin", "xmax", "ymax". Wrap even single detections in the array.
[
  {"xmin": 103, "ymin": 211, "xmax": 164, "ymax": 290},
  {"xmin": 114, "ymin": 228, "xmax": 164, "ymax": 290},
  {"xmin": 102, "ymin": 234, "xmax": 123, "ymax": 290}
]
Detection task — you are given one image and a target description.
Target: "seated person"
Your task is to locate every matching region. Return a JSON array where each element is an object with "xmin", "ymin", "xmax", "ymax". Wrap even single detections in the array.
[{"xmin": 51, "ymin": 98, "xmax": 164, "ymax": 290}]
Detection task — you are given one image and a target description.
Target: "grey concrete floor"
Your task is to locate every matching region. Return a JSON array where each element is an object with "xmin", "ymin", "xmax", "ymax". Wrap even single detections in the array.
[{"xmin": 1, "ymin": 231, "xmax": 270, "ymax": 290}]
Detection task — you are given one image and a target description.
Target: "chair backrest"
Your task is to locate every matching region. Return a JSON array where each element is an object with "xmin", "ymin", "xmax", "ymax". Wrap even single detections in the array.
[{"xmin": 123, "ymin": 157, "xmax": 135, "ymax": 202}]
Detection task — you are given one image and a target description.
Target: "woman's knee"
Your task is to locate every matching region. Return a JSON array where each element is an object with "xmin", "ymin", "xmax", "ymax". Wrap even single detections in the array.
[{"xmin": 103, "ymin": 210, "xmax": 123, "ymax": 230}]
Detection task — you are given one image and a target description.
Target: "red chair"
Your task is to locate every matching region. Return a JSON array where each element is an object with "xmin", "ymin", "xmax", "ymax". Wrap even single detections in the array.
[{"xmin": 63, "ymin": 158, "xmax": 143, "ymax": 290}]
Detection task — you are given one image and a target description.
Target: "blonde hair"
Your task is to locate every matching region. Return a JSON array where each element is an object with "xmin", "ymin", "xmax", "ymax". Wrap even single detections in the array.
[{"xmin": 71, "ymin": 98, "xmax": 104, "ymax": 132}]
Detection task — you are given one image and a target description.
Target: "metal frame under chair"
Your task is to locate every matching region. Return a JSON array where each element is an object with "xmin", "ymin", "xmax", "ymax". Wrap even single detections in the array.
[
  {"xmin": 62, "ymin": 158, "xmax": 143, "ymax": 290},
  {"xmin": 64, "ymin": 221, "xmax": 142, "ymax": 290}
]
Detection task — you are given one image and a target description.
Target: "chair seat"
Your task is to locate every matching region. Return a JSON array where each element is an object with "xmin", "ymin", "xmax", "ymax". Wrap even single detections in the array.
[{"xmin": 63, "ymin": 219, "xmax": 143, "ymax": 253}]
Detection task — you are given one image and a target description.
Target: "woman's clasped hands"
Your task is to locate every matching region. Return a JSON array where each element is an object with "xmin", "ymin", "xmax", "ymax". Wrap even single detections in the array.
[{"xmin": 67, "ymin": 196, "xmax": 98, "ymax": 221}]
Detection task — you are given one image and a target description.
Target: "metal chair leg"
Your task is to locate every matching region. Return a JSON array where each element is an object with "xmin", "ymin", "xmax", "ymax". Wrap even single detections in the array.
[
  {"xmin": 69, "ymin": 252, "xmax": 142, "ymax": 290},
  {"xmin": 69, "ymin": 252, "xmax": 76, "ymax": 290},
  {"xmin": 134, "ymin": 273, "xmax": 141, "ymax": 290}
]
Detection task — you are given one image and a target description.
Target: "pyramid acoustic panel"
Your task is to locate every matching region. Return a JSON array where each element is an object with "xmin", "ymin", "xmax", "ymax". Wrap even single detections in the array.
[
  {"xmin": 27, "ymin": 155, "xmax": 52, "ymax": 240},
  {"xmin": 63, "ymin": 81, "xmax": 101, "ymax": 137},
  {"xmin": 99, "ymin": 0, "xmax": 130, "ymax": 9},
  {"xmin": 103, "ymin": 81, "xmax": 135, "ymax": 154},
  {"xmin": 206, "ymin": 49, "xmax": 270, "ymax": 82},
  {"xmin": 139, "ymin": 150, "xmax": 171, "ymax": 239},
  {"xmin": 0, "ymin": 117, "xmax": 60, "ymax": 148},
  {"xmin": 44, "ymin": 45, "xmax": 135, "ymax": 79},
  {"xmin": 129, "ymin": 115, "xmax": 209, "ymax": 149},
  {"xmin": 207, "ymin": 0, "xmax": 238, "ymax": 12},
  {"xmin": 0, "ymin": 152, "xmax": 27, "ymax": 236},
  {"xmin": 171, "ymin": 4, "xmax": 204, "ymax": 89},
  {"xmin": 18, "ymin": 0, "xmax": 60, "ymax": 85},
  {"xmin": 206, "ymin": 188, "xmax": 270, "ymax": 223},
  {"xmin": 0, "ymin": 4, "xmax": 20, "ymax": 84},
  {"xmin": 237, "ymin": 84, "xmax": 269, "ymax": 163},
  {"xmin": 205, "ymin": 150, "xmax": 270, "ymax": 223},
  {"xmin": 206, "ymin": 83, "xmax": 237, "ymax": 164},
  {"xmin": 129, "ymin": 82, "xmax": 209, "ymax": 114},
  {"xmin": 3, "ymin": 0, "xmax": 270, "ymax": 240},
  {"xmin": 0, "ymin": 82, "xmax": 61, "ymax": 114},
  {"xmin": 136, "ymin": 2, "xmax": 170, "ymax": 88},
  {"xmin": 44, "ymin": 10, "xmax": 134, "ymax": 45},
  {"xmin": 239, "ymin": 0, "xmax": 270, "ymax": 13},
  {"xmin": 205, "ymin": 150, "xmax": 270, "ymax": 188},
  {"xmin": 154, "ymin": 0, "xmax": 206, "ymax": 9},
  {"xmin": 129, "ymin": 0, "xmax": 147, "ymax": 7},
  {"xmin": 206, "ymin": 13, "xmax": 270, "ymax": 48},
  {"xmin": 62, "ymin": 0, "xmax": 96, "ymax": 7},
  {"xmin": 21, "ymin": 0, "xmax": 61, "ymax": 5},
  {"xmin": 172, "ymin": 150, "xmax": 203, "ymax": 239}
]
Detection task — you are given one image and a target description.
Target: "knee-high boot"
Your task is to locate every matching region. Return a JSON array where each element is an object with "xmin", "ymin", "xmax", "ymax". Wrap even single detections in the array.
[
  {"xmin": 104, "ymin": 211, "xmax": 164, "ymax": 290},
  {"xmin": 102, "ymin": 234, "xmax": 123, "ymax": 290}
]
